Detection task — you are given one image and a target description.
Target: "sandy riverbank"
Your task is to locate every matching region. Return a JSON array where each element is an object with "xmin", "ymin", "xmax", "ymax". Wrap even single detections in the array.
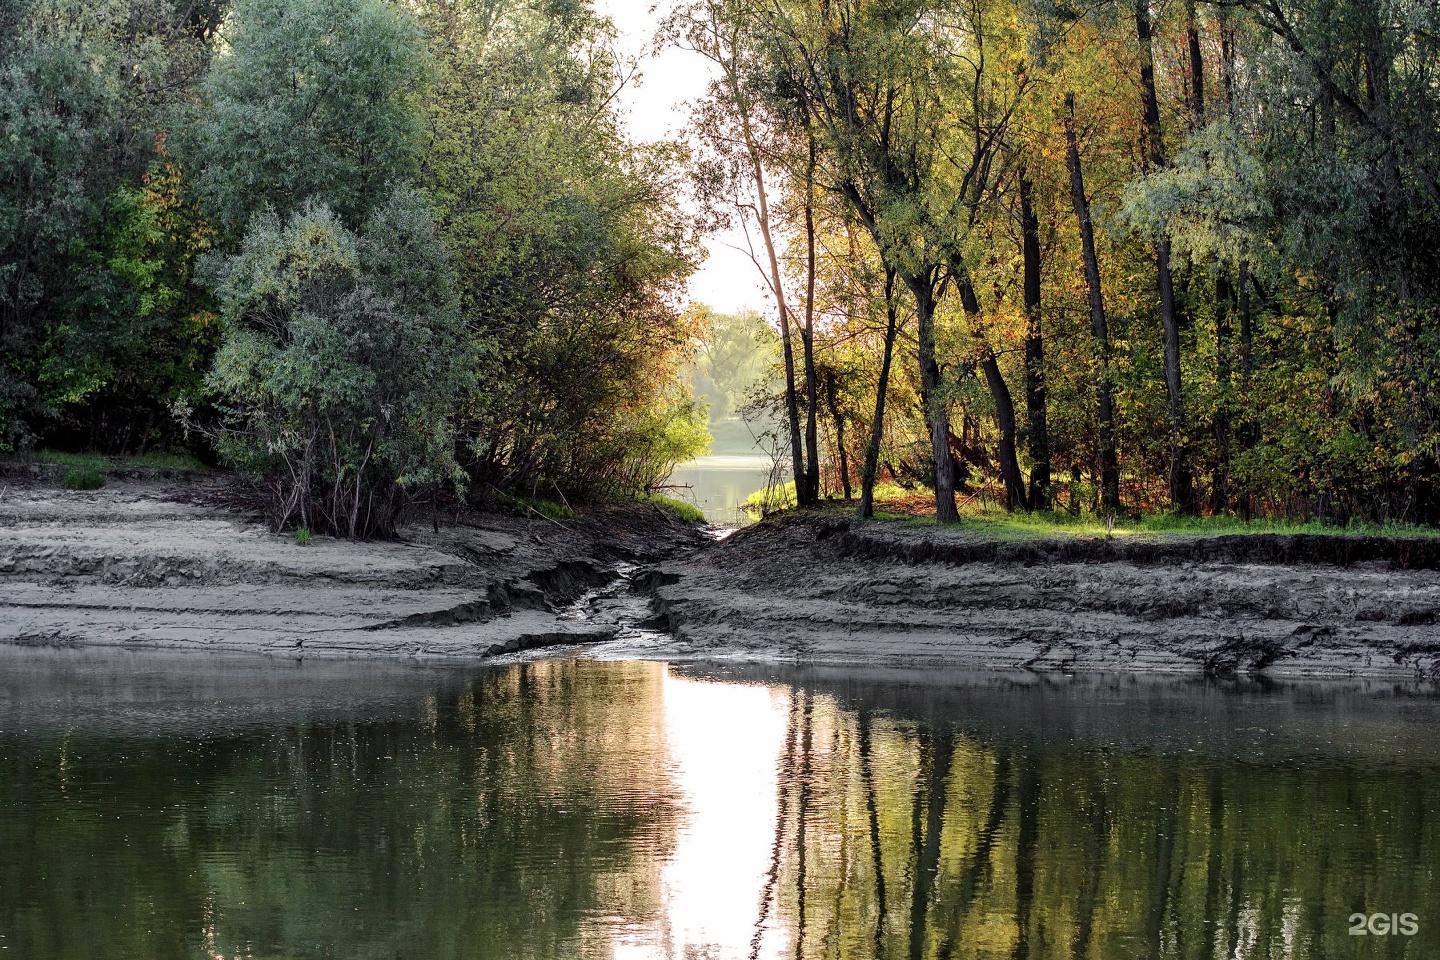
[
  {"xmin": 0, "ymin": 473, "xmax": 704, "ymax": 659},
  {"xmin": 637, "ymin": 511, "xmax": 1440, "ymax": 680},
  {"xmin": 5, "ymin": 476, "xmax": 1440, "ymax": 679}
]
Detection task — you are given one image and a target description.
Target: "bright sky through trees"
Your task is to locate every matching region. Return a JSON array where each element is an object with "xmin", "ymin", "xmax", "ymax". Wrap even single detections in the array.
[{"xmin": 593, "ymin": 0, "xmax": 765, "ymax": 315}]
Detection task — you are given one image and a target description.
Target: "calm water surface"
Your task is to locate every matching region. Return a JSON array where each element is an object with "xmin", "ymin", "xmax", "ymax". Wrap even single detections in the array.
[
  {"xmin": 668, "ymin": 455, "xmax": 782, "ymax": 526},
  {"xmin": 1, "ymin": 650, "xmax": 1437, "ymax": 959}
]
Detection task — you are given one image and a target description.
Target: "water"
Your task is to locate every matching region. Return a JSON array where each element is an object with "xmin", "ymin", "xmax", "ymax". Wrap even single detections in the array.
[
  {"xmin": 668, "ymin": 455, "xmax": 784, "ymax": 527},
  {"xmin": 1, "ymin": 650, "xmax": 1438, "ymax": 959}
]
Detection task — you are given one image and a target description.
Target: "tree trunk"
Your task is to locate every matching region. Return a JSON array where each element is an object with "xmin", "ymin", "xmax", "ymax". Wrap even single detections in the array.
[
  {"xmin": 821, "ymin": 368, "xmax": 853, "ymax": 500},
  {"xmin": 728, "ymin": 67, "xmax": 805, "ymax": 507},
  {"xmin": 859, "ymin": 267, "xmax": 901, "ymax": 519},
  {"xmin": 958, "ymin": 276, "xmax": 1027, "ymax": 510},
  {"xmin": 1136, "ymin": 0, "xmax": 1194, "ymax": 512},
  {"xmin": 1064, "ymin": 94, "xmax": 1121, "ymax": 513},
  {"xmin": 1019, "ymin": 170, "xmax": 1051, "ymax": 510},
  {"xmin": 802, "ymin": 137, "xmax": 822, "ymax": 504},
  {"xmin": 1213, "ymin": 269, "xmax": 1233, "ymax": 513},
  {"xmin": 904, "ymin": 273, "xmax": 960, "ymax": 523},
  {"xmin": 1185, "ymin": 0, "xmax": 1205, "ymax": 126}
]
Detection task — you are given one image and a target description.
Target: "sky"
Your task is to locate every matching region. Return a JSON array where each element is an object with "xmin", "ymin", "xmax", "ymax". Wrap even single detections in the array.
[{"xmin": 591, "ymin": 0, "xmax": 768, "ymax": 316}]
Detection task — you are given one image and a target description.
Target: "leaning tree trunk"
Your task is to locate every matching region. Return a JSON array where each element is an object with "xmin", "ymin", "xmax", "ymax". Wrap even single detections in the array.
[
  {"xmin": 859, "ymin": 267, "xmax": 901, "ymax": 519},
  {"xmin": 728, "ymin": 68, "xmax": 806, "ymax": 505},
  {"xmin": 958, "ymin": 275, "xmax": 1028, "ymax": 510},
  {"xmin": 1064, "ymin": 94, "xmax": 1121, "ymax": 513},
  {"xmin": 1019, "ymin": 170, "xmax": 1052, "ymax": 510},
  {"xmin": 1136, "ymin": 0, "xmax": 1194, "ymax": 512},
  {"xmin": 802, "ymin": 138, "xmax": 822, "ymax": 504}
]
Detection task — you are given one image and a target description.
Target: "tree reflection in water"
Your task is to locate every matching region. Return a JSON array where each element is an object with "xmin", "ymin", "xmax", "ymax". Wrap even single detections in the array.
[
  {"xmin": 1, "ymin": 655, "xmax": 1437, "ymax": 960},
  {"xmin": 739, "ymin": 667, "xmax": 1440, "ymax": 960}
]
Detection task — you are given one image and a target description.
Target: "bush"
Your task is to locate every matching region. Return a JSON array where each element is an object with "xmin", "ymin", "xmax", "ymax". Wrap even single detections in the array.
[{"xmin": 203, "ymin": 190, "xmax": 469, "ymax": 538}]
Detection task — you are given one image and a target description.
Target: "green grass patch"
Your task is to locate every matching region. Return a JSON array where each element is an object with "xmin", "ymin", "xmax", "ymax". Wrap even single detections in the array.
[
  {"xmin": 747, "ymin": 479, "xmax": 1440, "ymax": 540},
  {"xmin": 125, "ymin": 450, "xmax": 206, "ymax": 471},
  {"xmin": 294, "ymin": 526, "xmax": 312, "ymax": 546},
  {"xmin": 743, "ymin": 479, "xmax": 797, "ymax": 517},
  {"xmin": 61, "ymin": 466, "xmax": 105, "ymax": 490},
  {"xmin": 641, "ymin": 493, "xmax": 705, "ymax": 523},
  {"xmin": 29, "ymin": 448, "xmax": 206, "ymax": 472},
  {"xmin": 37, "ymin": 450, "xmax": 108, "ymax": 471}
]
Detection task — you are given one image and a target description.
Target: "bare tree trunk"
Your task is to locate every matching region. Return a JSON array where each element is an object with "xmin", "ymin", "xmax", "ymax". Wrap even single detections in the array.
[
  {"xmin": 1185, "ymin": 0, "xmax": 1205, "ymax": 126},
  {"xmin": 722, "ymin": 52, "xmax": 805, "ymax": 506},
  {"xmin": 802, "ymin": 138, "xmax": 821, "ymax": 504},
  {"xmin": 904, "ymin": 273, "xmax": 960, "ymax": 523},
  {"xmin": 1064, "ymin": 94, "xmax": 1121, "ymax": 513},
  {"xmin": 1136, "ymin": 0, "xmax": 1194, "ymax": 512},
  {"xmin": 859, "ymin": 267, "xmax": 901, "ymax": 519},
  {"xmin": 824, "ymin": 370, "xmax": 853, "ymax": 500},
  {"xmin": 957, "ymin": 276, "xmax": 1027, "ymax": 510},
  {"xmin": 1019, "ymin": 170, "xmax": 1051, "ymax": 510},
  {"xmin": 1213, "ymin": 269, "xmax": 1233, "ymax": 513}
]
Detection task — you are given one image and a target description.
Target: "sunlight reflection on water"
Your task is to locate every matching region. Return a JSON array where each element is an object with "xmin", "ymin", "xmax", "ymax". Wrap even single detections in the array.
[{"xmin": 1, "ymin": 650, "xmax": 1437, "ymax": 960}]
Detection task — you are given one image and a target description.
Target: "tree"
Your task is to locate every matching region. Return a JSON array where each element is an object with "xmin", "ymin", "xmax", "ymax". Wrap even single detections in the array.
[
  {"xmin": 194, "ymin": 0, "xmax": 430, "ymax": 246},
  {"xmin": 418, "ymin": 0, "xmax": 705, "ymax": 499},
  {"xmin": 676, "ymin": 0, "xmax": 813, "ymax": 503},
  {"xmin": 0, "ymin": 0, "xmax": 218, "ymax": 450},
  {"xmin": 203, "ymin": 191, "xmax": 468, "ymax": 537}
]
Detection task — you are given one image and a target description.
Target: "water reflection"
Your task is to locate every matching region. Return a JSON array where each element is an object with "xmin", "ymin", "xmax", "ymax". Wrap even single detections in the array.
[
  {"xmin": 0, "ymin": 651, "xmax": 1436, "ymax": 959},
  {"xmin": 668, "ymin": 455, "xmax": 783, "ymax": 527}
]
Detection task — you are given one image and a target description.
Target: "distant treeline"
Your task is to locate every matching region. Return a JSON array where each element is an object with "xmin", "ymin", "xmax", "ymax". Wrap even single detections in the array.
[
  {"xmin": 676, "ymin": 0, "xmax": 1440, "ymax": 524},
  {"xmin": 0, "ymin": 0, "xmax": 705, "ymax": 536}
]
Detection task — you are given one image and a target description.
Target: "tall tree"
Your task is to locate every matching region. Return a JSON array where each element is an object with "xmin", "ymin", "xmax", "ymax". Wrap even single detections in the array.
[
  {"xmin": 677, "ymin": 0, "xmax": 811, "ymax": 504},
  {"xmin": 1134, "ymin": 0, "xmax": 1195, "ymax": 511},
  {"xmin": 1064, "ymin": 94, "xmax": 1122, "ymax": 513}
]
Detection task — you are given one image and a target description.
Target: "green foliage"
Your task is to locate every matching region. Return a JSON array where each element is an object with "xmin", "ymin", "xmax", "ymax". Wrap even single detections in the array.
[
  {"xmin": 0, "ymin": 2, "xmax": 218, "ymax": 452},
  {"xmin": 687, "ymin": 307, "xmax": 780, "ymax": 422},
  {"xmin": 418, "ymin": 0, "xmax": 704, "ymax": 499},
  {"xmin": 293, "ymin": 526, "xmax": 312, "ymax": 546},
  {"xmin": 195, "ymin": 0, "xmax": 430, "ymax": 245},
  {"xmin": 204, "ymin": 191, "xmax": 469, "ymax": 537},
  {"xmin": 61, "ymin": 466, "xmax": 104, "ymax": 490}
]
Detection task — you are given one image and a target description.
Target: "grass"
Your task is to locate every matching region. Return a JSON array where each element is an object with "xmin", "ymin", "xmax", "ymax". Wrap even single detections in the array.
[
  {"xmin": 750, "ymin": 479, "xmax": 1440, "ymax": 540},
  {"xmin": 294, "ymin": 526, "xmax": 312, "ymax": 546},
  {"xmin": 743, "ymin": 479, "xmax": 798, "ymax": 517},
  {"xmin": 641, "ymin": 493, "xmax": 706, "ymax": 524},
  {"xmin": 61, "ymin": 466, "xmax": 105, "ymax": 491},
  {"xmin": 498, "ymin": 492, "xmax": 575, "ymax": 521},
  {"xmin": 25, "ymin": 449, "xmax": 206, "ymax": 472}
]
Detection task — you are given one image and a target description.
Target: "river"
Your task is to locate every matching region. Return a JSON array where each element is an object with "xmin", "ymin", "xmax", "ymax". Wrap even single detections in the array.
[
  {"xmin": 668, "ymin": 454, "xmax": 785, "ymax": 527},
  {"xmin": 1, "ymin": 648, "xmax": 1436, "ymax": 959}
]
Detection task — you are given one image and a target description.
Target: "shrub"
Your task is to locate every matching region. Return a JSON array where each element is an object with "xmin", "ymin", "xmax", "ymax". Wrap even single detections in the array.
[{"xmin": 203, "ymin": 190, "xmax": 470, "ymax": 538}]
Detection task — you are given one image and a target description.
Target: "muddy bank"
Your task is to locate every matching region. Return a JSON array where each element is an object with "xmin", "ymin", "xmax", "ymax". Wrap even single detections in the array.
[
  {"xmin": 0, "ymin": 474, "xmax": 704, "ymax": 659},
  {"xmin": 638, "ymin": 512, "xmax": 1440, "ymax": 679}
]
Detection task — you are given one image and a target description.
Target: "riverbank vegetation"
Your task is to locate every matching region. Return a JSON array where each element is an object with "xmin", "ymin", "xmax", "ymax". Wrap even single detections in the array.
[
  {"xmin": 5, "ymin": 0, "xmax": 1439, "ymax": 536},
  {"xmin": 1, "ymin": 0, "xmax": 705, "ymax": 536},
  {"xmin": 677, "ymin": 0, "xmax": 1440, "ymax": 528}
]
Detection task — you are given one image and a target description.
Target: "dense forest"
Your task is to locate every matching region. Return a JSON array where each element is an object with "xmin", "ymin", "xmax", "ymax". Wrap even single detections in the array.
[
  {"xmin": 679, "ymin": 0, "xmax": 1440, "ymax": 525},
  {"xmin": 0, "ymin": 0, "xmax": 707, "ymax": 536},
  {"xmin": 3, "ymin": 0, "xmax": 1439, "ymax": 534}
]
